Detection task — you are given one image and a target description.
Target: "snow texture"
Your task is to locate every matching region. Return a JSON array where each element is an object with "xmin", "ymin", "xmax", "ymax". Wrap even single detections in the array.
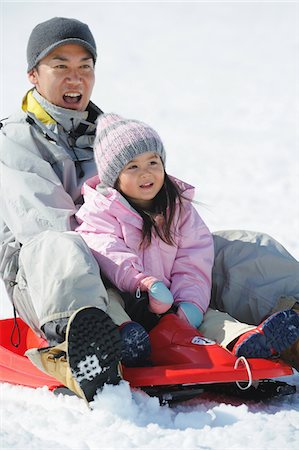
[
  {"xmin": 0, "ymin": 2, "xmax": 298, "ymax": 449},
  {"xmin": 75, "ymin": 354, "xmax": 105, "ymax": 383}
]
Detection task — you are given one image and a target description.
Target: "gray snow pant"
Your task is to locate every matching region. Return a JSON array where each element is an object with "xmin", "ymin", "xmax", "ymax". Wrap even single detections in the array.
[
  {"xmin": 12, "ymin": 230, "xmax": 130, "ymax": 339},
  {"xmin": 210, "ymin": 230, "xmax": 299, "ymax": 325},
  {"xmin": 11, "ymin": 229, "xmax": 299, "ymax": 347},
  {"xmin": 198, "ymin": 230, "xmax": 299, "ymax": 347}
]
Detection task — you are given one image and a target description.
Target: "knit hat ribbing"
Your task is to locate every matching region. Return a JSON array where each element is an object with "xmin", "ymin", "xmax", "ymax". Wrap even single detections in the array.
[
  {"xmin": 94, "ymin": 113, "xmax": 166, "ymax": 187},
  {"xmin": 27, "ymin": 17, "xmax": 97, "ymax": 72}
]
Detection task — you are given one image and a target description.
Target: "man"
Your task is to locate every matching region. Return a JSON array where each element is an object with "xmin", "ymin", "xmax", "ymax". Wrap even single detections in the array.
[
  {"xmin": 0, "ymin": 17, "xmax": 151, "ymax": 403},
  {"xmin": 0, "ymin": 17, "xmax": 298, "ymax": 403}
]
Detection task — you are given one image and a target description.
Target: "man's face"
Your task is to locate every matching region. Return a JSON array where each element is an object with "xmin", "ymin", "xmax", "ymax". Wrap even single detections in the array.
[{"xmin": 28, "ymin": 44, "xmax": 95, "ymax": 111}]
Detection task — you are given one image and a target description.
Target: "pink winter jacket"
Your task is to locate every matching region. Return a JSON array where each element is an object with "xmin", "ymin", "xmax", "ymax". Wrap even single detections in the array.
[{"xmin": 75, "ymin": 175, "xmax": 214, "ymax": 314}]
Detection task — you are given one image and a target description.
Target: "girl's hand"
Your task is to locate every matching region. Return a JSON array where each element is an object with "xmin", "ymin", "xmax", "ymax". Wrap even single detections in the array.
[
  {"xmin": 140, "ymin": 276, "xmax": 174, "ymax": 314},
  {"xmin": 176, "ymin": 302, "xmax": 203, "ymax": 328}
]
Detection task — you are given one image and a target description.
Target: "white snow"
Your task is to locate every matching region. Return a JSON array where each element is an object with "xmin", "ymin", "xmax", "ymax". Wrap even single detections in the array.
[
  {"xmin": 1, "ymin": 2, "xmax": 298, "ymax": 449},
  {"xmin": 76, "ymin": 354, "xmax": 105, "ymax": 383}
]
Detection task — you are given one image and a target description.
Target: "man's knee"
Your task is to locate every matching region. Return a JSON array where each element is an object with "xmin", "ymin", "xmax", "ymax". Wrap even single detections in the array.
[{"xmin": 17, "ymin": 230, "xmax": 108, "ymax": 329}]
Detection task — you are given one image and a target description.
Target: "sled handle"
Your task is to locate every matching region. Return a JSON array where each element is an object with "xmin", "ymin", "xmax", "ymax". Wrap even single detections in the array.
[{"xmin": 234, "ymin": 356, "xmax": 253, "ymax": 390}]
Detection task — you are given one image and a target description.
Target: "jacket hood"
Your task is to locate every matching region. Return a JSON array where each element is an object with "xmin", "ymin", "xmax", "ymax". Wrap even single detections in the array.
[
  {"xmin": 84, "ymin": 174, "xmax": 195, "ymax": 195},
  {"xmin": 82, "ymin": 175, "xmax": 137, "ymax": 217},
  {"xmin": 81, "ymin": 174, "xmax": 196, "ymax": 217}
]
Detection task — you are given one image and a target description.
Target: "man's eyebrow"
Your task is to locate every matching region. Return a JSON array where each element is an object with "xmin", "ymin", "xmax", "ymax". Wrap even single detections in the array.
[{"xmin": 50, "ymin": 55, "xmax": 93, "ymax": 62}]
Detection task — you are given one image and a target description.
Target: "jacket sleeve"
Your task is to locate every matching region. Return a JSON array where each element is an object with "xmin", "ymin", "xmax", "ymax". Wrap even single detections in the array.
[
  {"xmin": 170, "ymin": 201, "xmax": 214, "ymax": 313},
  {"xmin": 76, "ymin": 205, "xmax": 147, "ymax": 292},
  {"xmin": 0, "ymin": 130, "xmax": 77, "ymax": 245}
]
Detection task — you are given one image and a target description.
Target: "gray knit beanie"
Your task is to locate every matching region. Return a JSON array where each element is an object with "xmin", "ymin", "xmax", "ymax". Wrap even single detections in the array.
[
  {"xmin": 27, "ymin": 17, "xmax": 97, "ymax": 72},
  {"xmin": 94, "ymin": 113, "xmax": 166, "ymax": 187}
]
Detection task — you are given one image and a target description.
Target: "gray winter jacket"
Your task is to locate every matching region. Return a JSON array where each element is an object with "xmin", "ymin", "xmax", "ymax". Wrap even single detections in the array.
[{"xmin": 0, "ymin": 88, "xmax": 101, "ymax": 298}]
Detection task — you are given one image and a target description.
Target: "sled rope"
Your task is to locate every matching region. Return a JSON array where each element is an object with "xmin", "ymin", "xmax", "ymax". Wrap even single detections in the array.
[
  {"xmin": 10, "ymin": 305, "xmax": 21, "ymax": 348},
  {"xmin": 234, "ymin": 356, "xmax": 253, "ymax": 390}
]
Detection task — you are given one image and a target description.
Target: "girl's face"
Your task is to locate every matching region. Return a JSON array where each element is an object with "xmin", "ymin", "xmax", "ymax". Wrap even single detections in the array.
[{"xmin": 118, "ymin": 152, "xmax": 165, "ymax": 209}]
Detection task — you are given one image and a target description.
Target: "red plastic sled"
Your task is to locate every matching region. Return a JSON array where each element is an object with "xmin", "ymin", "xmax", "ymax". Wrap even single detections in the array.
[{"xmin": 0, "ymin": 314, "xmax": 294, "ymax": 401}]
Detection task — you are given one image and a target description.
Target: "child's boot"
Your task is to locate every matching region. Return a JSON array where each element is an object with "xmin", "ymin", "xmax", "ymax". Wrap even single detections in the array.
[
  {"xmin": 280, "ymin": 338, "xmax": 299, "ymax": 372},
  {"xmin": 233, "ymin": 309, "xmax": 299, "ymax": 364},
  {"xmin": 280, "ymin": 303, "xmax": 299, "ymax": 371},
  {"xmin": 119, "ymin": 321, "xmax": 151, "ymax": 367},
  {"xmin": 26, "ymin": 306, "xmax": 122, "ymax": 402}
]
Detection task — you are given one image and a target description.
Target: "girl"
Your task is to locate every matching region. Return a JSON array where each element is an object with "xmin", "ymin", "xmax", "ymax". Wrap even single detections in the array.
[
  {"xmin": 76, "ymin": 113, "xmax": 299, "ymax": 370},
  {"xmin": 75, "ymin": 113, "xmax": 214, "ymax": 335}
]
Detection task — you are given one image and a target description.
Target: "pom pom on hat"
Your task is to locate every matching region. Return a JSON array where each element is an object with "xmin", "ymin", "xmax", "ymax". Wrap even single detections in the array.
[
  {"xmin": 27, "ymin": 17, "xmax": 97, "ymax": 72},
  {"xmin": 94, "ymin": 113, "xmax": 166, "ymax": 187}
]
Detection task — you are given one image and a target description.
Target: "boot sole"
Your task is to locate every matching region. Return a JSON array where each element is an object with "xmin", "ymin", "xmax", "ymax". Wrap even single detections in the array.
[
  {"xmin": 66, "ymin": 307, "xmax": 122, "ymax": 402},
  {"xmin": 236, "ymin": 310, "xmax": 299, "ymax": 358}
]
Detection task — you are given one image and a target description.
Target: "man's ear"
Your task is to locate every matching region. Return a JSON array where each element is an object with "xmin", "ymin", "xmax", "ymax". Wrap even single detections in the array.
[{"xmin": 28, "ymin": 68, "xmax": 38, "ymax": 85}]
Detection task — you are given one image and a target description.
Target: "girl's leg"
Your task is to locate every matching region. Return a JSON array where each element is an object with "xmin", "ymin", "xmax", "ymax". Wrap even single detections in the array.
[{"xmin": 105, "ymin": 287, "xmax": 151, "ymax": 367}]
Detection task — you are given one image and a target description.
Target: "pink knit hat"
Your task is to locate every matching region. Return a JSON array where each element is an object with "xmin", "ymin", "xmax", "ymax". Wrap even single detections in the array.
[{"xmin": 94, "ymin": 113, "xmax": 166, "ymax": 187}]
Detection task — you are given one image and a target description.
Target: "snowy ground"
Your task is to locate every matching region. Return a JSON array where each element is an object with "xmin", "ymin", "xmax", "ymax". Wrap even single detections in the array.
[{"xmin": 1, "ymin": 1, "xmax": 299, "ymax": 449}]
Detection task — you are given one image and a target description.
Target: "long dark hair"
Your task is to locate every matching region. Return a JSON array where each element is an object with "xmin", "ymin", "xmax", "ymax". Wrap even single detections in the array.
[{"xmin": 117, "ymin": 173, "xmax": 183, "ymax": 248}]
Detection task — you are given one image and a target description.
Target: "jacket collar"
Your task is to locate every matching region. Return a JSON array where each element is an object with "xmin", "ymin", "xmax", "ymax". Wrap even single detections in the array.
[
  {"xmin": 22, "ymin": 89, "xmax": 98, "ymax": 133},
  {"xmin": 22, "ymin": 89, "xmax": 56, "ymax": 125}
]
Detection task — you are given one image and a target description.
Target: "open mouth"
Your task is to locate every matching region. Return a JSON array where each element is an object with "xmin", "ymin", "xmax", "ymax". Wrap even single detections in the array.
[
  {"xmin": 63, "ymin": 92, "xmax": 82, "ymax": 105},
  {"xmin": 140, "ymin": 182, "xmax": 154, "ymax": 189}
]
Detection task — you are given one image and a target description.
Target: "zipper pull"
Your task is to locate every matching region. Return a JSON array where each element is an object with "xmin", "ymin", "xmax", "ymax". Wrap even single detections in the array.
[{"xmin": 136, "ymin": 287, "xmax": 141, "ymax": 299}]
